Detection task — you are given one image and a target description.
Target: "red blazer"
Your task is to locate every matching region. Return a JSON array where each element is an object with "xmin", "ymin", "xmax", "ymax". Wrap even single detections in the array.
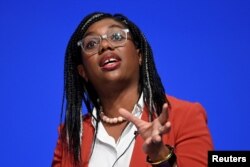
[{"xmin": 52, "ymin": 96, "xmax": 213, "ymax": 167}]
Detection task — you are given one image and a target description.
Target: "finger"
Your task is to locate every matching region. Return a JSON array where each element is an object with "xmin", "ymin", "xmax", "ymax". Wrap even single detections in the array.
[
  {"xmin": 152, "ymin": 135, "xmax": 162, "ymax": 143},
  {"xmin": 143, "ymin": 137, "xmax": 153, "ymax": 153},
  {"xmin": 160, "ymin": 121, "xmax": 171, "ymax": 134},
  {"xmin": 152, "ymin": 127, "xmax": 160, "ymax": 136},
  {"xmin": 145, "ymin": 135, "xmax": 162, "ymax": 145},
  {"xmin": 119, "ymin": 108, "xmax": 144, "ymax": 128},
  {"xmin": 158, "ymin": 103, "xmax": 169, "ymax": 125},
  {"xmin": 152, "ymin": 122, "xmax": 171, "ymax": 137},
  {"xmin": 145, "ymin": 136, "xmax": 153, "ymax": 145}
]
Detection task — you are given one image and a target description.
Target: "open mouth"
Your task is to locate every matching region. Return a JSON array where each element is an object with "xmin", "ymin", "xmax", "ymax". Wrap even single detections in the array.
[
  {"xmin": 99, "ymin": 54, "xmax": 121, "ymax": 71},
  {"xmin": 103, "ymin": 58, "xmax": 119, "ymax": 66}
]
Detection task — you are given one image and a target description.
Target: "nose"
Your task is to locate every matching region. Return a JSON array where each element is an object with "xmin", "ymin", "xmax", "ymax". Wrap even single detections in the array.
[{"xmin": 98, "ymin": 36, "xmax": 114, "ymax": 54}]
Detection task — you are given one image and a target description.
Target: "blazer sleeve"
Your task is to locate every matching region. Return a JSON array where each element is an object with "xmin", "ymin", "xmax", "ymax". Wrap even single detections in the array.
[
  {"xmin": 51, "ymin": 127, "xmax": 63, "ymax": 167},
  {"xmin": 174, "ymin": 103, "xmax": 213, "ymax": 167}
]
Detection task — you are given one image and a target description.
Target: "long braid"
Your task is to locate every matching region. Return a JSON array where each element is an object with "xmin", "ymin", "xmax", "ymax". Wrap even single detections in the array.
[
  {"xmin": 61, "ymin": 12, "xmax": 169, "ymax": 165},
  {"xmin": 114, "ymin": 14, "xmax": 169, "ymax": 118},
  {"xmin": 61, "ymin": 12, "xmax": 116, "ymax": 165},
  {"xmin": 63, "ymin": 33, "xmax": 84, "ymax": 165}
]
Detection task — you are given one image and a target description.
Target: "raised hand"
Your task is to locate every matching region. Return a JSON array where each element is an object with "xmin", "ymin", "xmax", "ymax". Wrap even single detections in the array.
[{"xmin": 119, "ymin": 103, "xmax": 171, "ymax": 161}]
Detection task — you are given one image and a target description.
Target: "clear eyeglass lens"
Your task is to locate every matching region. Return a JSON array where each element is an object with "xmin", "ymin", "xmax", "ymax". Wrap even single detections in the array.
[
  {"xmin": 82, "ymin": 29, "xmax": 128, "ymax": 54},
  {"xmin": 83, "ymin": 37, "xmax": 100, "ymax": 53},
  {"xmin": 107, "ymin": 30, "xmax": 126, "ymax": 44}
]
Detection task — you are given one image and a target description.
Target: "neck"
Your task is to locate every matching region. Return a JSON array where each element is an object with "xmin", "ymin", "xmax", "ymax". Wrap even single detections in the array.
[{"xmin": 98, "ymin": 85, "xmax": 140, "ymax": 117}]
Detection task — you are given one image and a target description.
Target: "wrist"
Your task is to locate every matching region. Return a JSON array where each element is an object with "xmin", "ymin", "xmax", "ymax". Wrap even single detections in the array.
[
  {"xmin": 146, "ymin": 145, "xmax": 176, "ymax": 167},
  {"xmin": 147, "ymin": 143, "xmax": 170, "ymax": 162}
]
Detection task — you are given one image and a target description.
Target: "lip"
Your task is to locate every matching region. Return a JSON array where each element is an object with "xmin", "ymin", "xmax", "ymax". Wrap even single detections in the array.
[{"xmin": 99, "ymin": 52, "xmax": 121, "ymax": 71}]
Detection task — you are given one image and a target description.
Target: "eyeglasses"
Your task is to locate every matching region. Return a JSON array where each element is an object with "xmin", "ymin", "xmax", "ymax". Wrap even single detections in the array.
[{"xmin": 77, "ymin": 28, "xmax": 129, "ymax": 55}]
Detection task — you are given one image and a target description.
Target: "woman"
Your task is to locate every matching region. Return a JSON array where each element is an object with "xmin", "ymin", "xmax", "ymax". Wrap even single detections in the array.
[{"xmin": 52, "ymin": 12, "xmax": 213, "ymax": 167}]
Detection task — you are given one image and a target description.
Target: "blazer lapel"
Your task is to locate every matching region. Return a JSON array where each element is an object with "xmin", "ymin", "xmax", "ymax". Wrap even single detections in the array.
[
  {"xmin": 81, "ymin": 116, "xmax": 95, "ymax": 167},
  {"xmin": 129, "ymin": 107, "xmax": 151, "ymax": 167}
]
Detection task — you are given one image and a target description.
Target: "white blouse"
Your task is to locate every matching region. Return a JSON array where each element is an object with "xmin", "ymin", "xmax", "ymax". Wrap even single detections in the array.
[{"xmin": 89, "ymin": 95, "xmax": 144, "ymax": 167}]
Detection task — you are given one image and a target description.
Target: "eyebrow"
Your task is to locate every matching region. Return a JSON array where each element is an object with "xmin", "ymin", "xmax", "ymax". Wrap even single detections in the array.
[{"xmin": 83, "ymin": 24, "xmax": 125, "ymax": 38}]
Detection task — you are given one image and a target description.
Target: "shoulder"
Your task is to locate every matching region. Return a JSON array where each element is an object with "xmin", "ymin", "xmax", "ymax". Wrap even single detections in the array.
[
  {"xmin": 82, "ymin": 112, "xmax": 92, "ymax": 120},
  {"xmin": 165, "ymin": 95, "xmax": 213, "ymax": 166},
  {"xmin": 166, "ymin": 95, "xmax": 210, "ymax": 139},
  {"xmin": 166, "ymin": 95, "xmax": 212, "ymax": 142},
  {"xmin": 167, "ymin": 95, "xmax": 204, "ymax": 110},
  {"xmin": 167, "ymin": 95, "xmax": 207, "ymax": 122},
  {"xmin": 82, "ymin": 113, "xmax": 92, "ymax": 125}
]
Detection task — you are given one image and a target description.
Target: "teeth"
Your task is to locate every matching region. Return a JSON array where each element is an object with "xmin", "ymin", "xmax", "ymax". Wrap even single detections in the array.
[
  {"xmin": 104, "ymin": 58, "xmax": 117, "ymax": 64},
  {"xmin": 109, "ymin": 58, "xmax": 116, "ymax": 61}
]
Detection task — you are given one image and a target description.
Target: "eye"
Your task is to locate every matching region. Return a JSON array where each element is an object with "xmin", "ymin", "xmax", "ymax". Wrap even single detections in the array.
[
  {"xmin": 110, "ymin": 31, "xmax": 125, "ymax": 41},
  {"xmin": 83, "ymin": 38, "xmax": 99, "ymax": 50}
]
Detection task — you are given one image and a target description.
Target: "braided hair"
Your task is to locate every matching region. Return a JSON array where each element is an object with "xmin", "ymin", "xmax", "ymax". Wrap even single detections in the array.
[{"xmin": 61, "ymin": 12, "xmax": 169, "ymax": 165}]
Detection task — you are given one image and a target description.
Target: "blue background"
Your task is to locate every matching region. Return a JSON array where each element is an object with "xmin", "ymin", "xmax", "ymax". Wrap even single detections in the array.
[{"xmin": 0, "ymin": 0, "xmax": 249, "ymax": 166}]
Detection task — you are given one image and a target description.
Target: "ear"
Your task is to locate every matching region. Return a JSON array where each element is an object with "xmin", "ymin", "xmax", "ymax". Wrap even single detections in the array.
[
  {"xmin": 137, "ymin": 49, "xmax": 142, "ymax": 65},
  {"xmin": 77, "ymin": 64, "xmax": 88, "ymax": 82}
]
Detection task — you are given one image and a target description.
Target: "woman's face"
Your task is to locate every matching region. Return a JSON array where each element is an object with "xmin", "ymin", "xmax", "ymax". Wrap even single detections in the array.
[{"xmin": 78, "ymin": 18, "xmax": 141, "ymax": 92}]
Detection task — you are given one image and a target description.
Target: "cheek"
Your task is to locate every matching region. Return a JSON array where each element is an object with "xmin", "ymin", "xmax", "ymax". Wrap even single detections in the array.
[
  {"xmin": 122, "ymin": 44, "xmax": 140, "ymax": 62},
  {"xmin": 126, "ymin": 50, "xmax": 141, "ymax": 66},
  {"xmin": 82, "ymin": 57, "xmax": 99, "ymax": 78}
]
